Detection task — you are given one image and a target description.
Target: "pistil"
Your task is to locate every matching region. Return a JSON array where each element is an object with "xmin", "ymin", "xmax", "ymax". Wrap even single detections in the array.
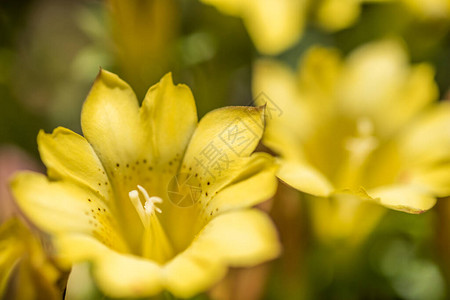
[
  {"xmin": 129, "ymin": 185, "xmax": 174, "ymax": 263},
  {"xmin": 337, "ymin": 117, "xmax": 379, "ymax": 188}
]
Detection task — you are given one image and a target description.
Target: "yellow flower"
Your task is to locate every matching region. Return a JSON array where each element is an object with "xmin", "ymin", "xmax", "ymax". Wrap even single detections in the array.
[
  {"xmin": 401, "ymin": 0, "xmax": 450, "ymax": 19},
  {"xmin": 253, "ymin": 39, "xmax": 448, "ymax": 218},
  {"xmin": 199, "ymin": 0, "xmax": 389, "ymax": 54},
  {"xmin": 315, "ymin": 0, "xmax": 390, "ymax": 31},
  {"xmin": 11, "ymin": 70, "xmax": 280, "ymax": 298},
  {"xmin": 200, "ymin": 0, "xmax": 307, "ymax": 55},
  {"xmin": 0, "ymin": 218, "xmax": 61, "ymax": 300}
]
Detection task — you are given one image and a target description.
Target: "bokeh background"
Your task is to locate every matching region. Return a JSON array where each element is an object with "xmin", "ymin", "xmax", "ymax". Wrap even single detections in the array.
[{"xmin": 1, "ymin": 0, "xmax": 450, "ymax": 299}]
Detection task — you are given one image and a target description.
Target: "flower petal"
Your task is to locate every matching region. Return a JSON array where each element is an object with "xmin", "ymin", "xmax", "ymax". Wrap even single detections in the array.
[
  {"xmin": 277, "ymin": 159, "xmax": 333, "ymax": 197},
  {"xmin": 37, "ymin": 127, "xmax": 111, "ymax": 202},
  {"xmin": 163, "ymin": 209, "xmax": 280, "ymax": 297},
  {"xmin": 244, "ymin": 0, "xmax": 305, "ymax": 54},
  {"xmin": 407, "ymin": 163, "xmax": 450, "ymax": 197},
  {"xmin": 181, "ymin": 106, "xmax": 264, "ymax": 185},
  {"xmin": 162, "ymin": 247, "xmax": 225, "ymax": 298},
  {"xmin": 204, "ymin": 153, "xmax": 277, "ymax": 214},
  {"xmin": 80, "ymin": 69, "xmax": 147, "ymax": 248},
  {"xmin": 56, "ymin": 234, "xmax": 163, "ymax": 298},
  {"xmin": 11, "ymin": 172, "xmax": 127, "ymax": 252},
  {"xmin": 81, "ymin": 69, "xmax": 142, "ymax": 174},
  {"xmin": 201, "ymin": 0, "xmax": 305, "ymax": 54},
  {"xmin": 316, "ymin": 0, "xmax": 360, "ymax": 31},
  {"xmin": 163, "ymin": 153, "xmax": 277, "ymax": 253},
  {"xmin": 0, "ymin": 220, "xmax": 24, "ymax": 296},
  {"xmin": 199, "ymin": 209, "xmax": 281, "ymax": 266},
  {"xmin": 140, "ymin": 73, "xmax": 197, "ymax": 167},
  {"xmin": 339, "ymin": 40, "xmax": 437, "ymax": 136},
  {"xmin": 399, "ymin": 102, "xmax": 450, "ymax": 166},
  {"xmin": 253, "ymin": 59, "xmax": 312, "ymax": 144},
  {"xmin": 0, "ymin": 219, "xmax": 60, "ymax": 300},
  {"xmin": 369, "ymin": 184, "xmax": 436, "ymax": 214},
  {"xmin": 253, "ymin": 56, "xmax": 341, "ymax": 162},
  {"xmin": 397, "ymin": 102, "xmax": 450, "ymax": 197},
  {"xmin": 339, "ymin": 40, "xmax": 410, "ymax": 117}
]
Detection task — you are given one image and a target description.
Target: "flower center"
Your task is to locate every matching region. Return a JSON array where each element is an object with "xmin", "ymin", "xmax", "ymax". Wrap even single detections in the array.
[
  {"xmin": 345, "ymin": 117, "xmax": 379, "ymax": 162},
  {"xmin": 129, "ymin": 185, "xmax": 163, "ymax": 222},
  {"xmin": 128, "ymin": 185, "xmax": 174, "ymax": 263},
  {"xmin": 337, "ymin": 117, "xmax": 379, "ymax": 188}
]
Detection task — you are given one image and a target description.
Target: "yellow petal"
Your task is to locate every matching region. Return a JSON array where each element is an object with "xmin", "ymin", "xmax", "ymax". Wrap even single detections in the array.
[
  {"xmin": 339, "ymin": 40, "xmax": 408, "ymax": 119},
  {"xmin": 253, "ymin": 58, "xmax": 333, "ymax": 162},
  {"xmin": 163, "ymin": 247, "xmax": 226, "ymax": 298},
  {"xmin": 201, "ymin": 0, "xmax": 305, "ymax": 54},
  {"xmin": 95, "ymin": 252, "xmax": 162, "ymax": 298},
  {"xmin": 309, "ymin": 194, "xmax": 387, "ymax": 247},
  {"xmin": 393, "ymin": 63, "xmax": 437, "ymax": 130},
  {"xmin": 403, "ymin": 0, "xmax": 450, "ymax": 19},
  {"xmin": 244, "ymin": 0, "xmax": 305, "ymax": 54},
  {"xmin": 11, "ymin": 172, "xmax": 127, "ymax": 252},
  {"xmin": 205, "ymin": 153, "xmax": 278, "ymax": 214},
  {"xmin": 297, "ymin": 46, "xmax": 342, "ymax": 105},
  {"xmin": 140, "ymin": 73, "xmax": 198, "ymax": 167},
  {"xmin": 198, "ymin": 209, "xmax": 280, "ymax": 266},
  {"xmin": 277, "ymin": 159, "xmax": 333, "ymax": 197},
  {"xmin": 0, "ymin": 219, "xmax": 61, "ymax": 300},
  {"xmin": 181, "ymin": 106, "xmax": 264, "ymax": 185},
  {"xmin": 400, "ymin": 102, "xmax": 450, "ymax": 166},
  {"xmin": 80, "ymin": 69, "xmax": 146, "ymax": 248},
  {"xmin": 397, "ymin": 102, "xmax": 450, "ymax": 197},
  {"xmin": 316, "ymin": 0, "xmax": 360, "ymax": 31},
  {"xmin": 339, "ymin": 39, "xmax": 438, "ymax": 136},
  {"xmin": 407, "ymin": 163, "xmax": 450, "ymax": 197},
  {"xmin": 164, "ymin": 153, "xmax": 278, "ymax": 252},
  {"xmin": 163, "ymin": 209, "xmax": 280, "ymax": 297},
  {"xmin": 37, "ymin": 127, "xmax": 111, "ymax": 201},
  {"xmin": 56, "ymin": 234, "xmax": 163, "ymax": 298},
  {"xmin": 369, "ymin": 184, "xmax": 436, "ymax": 213},
  {"xmin": 81, "ymin": 69, "xmax": 142, "ymax": 174},
  {"xmin": 0, "ymin": 220, "xmax": 24, "ymax": 296},
  {"xmin": 253, "ymin": 59, "xmax": 311, "ymax": 143}
]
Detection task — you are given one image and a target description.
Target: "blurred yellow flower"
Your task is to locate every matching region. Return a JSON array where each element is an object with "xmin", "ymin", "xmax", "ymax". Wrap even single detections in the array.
[
  {"xmin": 0, "ymin": 218, "xmax": 61, "ymax": 300},
  {"xmin": 253, "ymin": 39, "xmax": 449, "ymax": 214},
  {"xmin": 402, "ymin": 0, "xmax": 450, "ymax": 19},
  {"xmin": 316, "ymin": 0, "xmax": 390, "ymax": 31},
  {"xmin": 200, "ymin": 0, "xmax": 307, "ymax": 55},
  {"xmin": 12, "ymin": 70, "xmax": 280, "ymax": 298},
  {"xmin": 200, "ymin": 0, "xmax": 390, "ymax": 54}
]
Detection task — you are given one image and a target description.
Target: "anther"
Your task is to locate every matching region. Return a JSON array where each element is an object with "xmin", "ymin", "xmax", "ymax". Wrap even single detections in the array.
[{"xmin": 129, "ymin": 185, "xmax": 163, "ymax": 225}]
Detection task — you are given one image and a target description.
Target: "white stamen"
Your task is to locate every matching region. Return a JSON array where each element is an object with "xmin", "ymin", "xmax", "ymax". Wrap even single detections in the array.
[
  {"xmin": 144, "ymin": 197, "xmax": 163, "ymax": 214},
  {"xmin": 129, "ymin": 185, "xmax": 163, "ymax": 224},
  {"xmin": 345, "ymin": 117, "xmax": 378, "ymax": 162},
  {"xmin": 137, "ymin": 185, "xmax": 163, "ymax": 215},
  {"xmin": 129, "ymin": 189, "xmax": 146, "ymax": 224},
  {"xmin": 129, "ymin": 186, "xmax": 173, "ymax": 262},
  {"xmin": 137, "ymin": 185, "xmax": 151, "ymax": 202}
]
